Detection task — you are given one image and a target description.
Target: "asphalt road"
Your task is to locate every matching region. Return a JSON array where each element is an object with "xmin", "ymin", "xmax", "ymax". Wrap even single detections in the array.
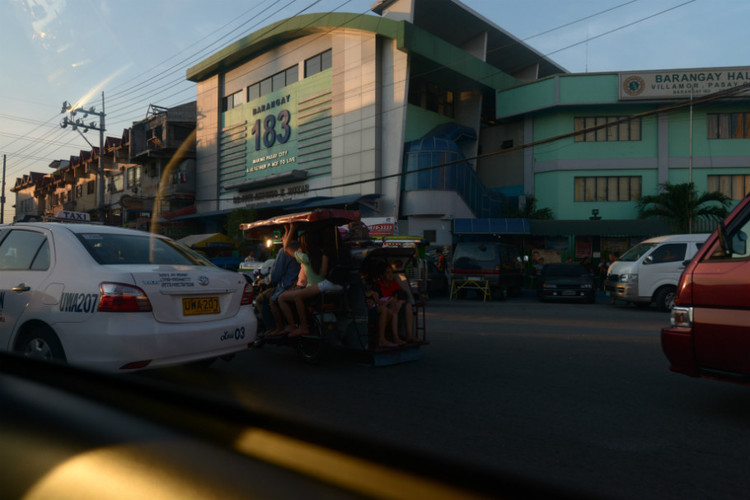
[{"xmin": 139, "ymin": 295, "xmax": 750, "ymax": 500}]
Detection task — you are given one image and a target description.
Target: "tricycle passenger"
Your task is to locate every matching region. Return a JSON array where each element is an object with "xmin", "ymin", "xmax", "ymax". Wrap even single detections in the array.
[
  {"xmin": 278, "ymin": 223, "xmax": 342, "ymax": 337},
  {"xmin": 374, "ymin": 262, "xmax": 419, "ymax": 344},
  {"xmin": 256, "ymin": 245, "xmax": 301, "ymax": 336},
  {"xmin": 364, "ymin": 285, "xmax": 401, "ymax": 349}
]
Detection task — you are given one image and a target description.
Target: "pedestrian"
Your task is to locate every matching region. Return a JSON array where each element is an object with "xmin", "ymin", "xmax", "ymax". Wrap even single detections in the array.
[
  {"xmin": 597, "ymin": 255, "xmax": 609, "ymax": 291},
  {"xmin": 608, "ymin": 252, "xmax": 620, "ymax": 305},
  {"xmin": 436, "ymin": 248, "xmax": 446, "ymax": 272},
  {"xmin": 534, "ymin": 257, "xmax": 545, "ymax": 275}
]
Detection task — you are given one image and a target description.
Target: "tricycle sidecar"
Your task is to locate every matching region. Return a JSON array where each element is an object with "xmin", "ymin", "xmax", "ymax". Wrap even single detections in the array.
[{"xmin": 240, "ymin": 209, "xmax": 427, "ymax": 365}]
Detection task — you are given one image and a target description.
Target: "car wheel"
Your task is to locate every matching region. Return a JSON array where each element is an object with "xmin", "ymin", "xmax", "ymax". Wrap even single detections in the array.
[
  {"xmin": 16, "ymin": 326, "xmax": 66, "ymax": 362},
  {"xmin": 654, "ymin": 286, "xmax": 676, "ymax": 312}
]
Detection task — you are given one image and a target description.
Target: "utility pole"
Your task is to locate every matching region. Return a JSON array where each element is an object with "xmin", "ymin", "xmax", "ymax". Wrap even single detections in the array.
[
  {"xmin": 1, "ymin": 154, "xmax": 6, "ymax": 224},
  {"xmin": 60, "ymin": 92, "xmax": 106, "ymax": 222}
]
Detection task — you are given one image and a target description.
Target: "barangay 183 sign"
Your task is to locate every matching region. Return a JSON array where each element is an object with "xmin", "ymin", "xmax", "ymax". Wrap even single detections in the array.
[{"xmin": 619, "ymin": 67, "xmax": 750, "ymax": 100}]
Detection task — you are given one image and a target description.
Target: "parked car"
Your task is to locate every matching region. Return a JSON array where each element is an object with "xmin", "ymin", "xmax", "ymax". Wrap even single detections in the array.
[
  {"xmin": 537, "ymin": 263, "xmax": 595, "ymax": 303},
  {"xmin": 605, "ymin": 233, "xmax": 709, "ymax": 311},
  {"xmin": 450, "ymin": 240, "xmax": 523, "ymax": 299},
  {"xmin": 0, "ymin": 219, "xmax": 256, "ymax": 371}
]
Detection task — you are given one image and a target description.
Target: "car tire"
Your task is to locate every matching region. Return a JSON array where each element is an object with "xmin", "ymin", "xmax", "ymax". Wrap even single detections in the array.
[
  {"xmin": 15, "ymin": 325, "xmax": 66, "ymax": 362},
  {"xmin": 654, "ymin": 286, "xmax": 676, "ymax": 312}
]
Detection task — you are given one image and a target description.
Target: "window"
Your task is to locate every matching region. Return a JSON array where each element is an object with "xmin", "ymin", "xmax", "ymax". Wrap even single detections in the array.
[
  {"xmin": 75, "ymin": 184, "xmax": 83, "ymax": 199},
  {"xmin": 708, "ymin": 206, "xmax": 750, "ymax": 260},
  {"xmin": 0, "ymin": 230, "xmax": 49, "ymax": 270},
  {"xmin": 574, "ymin": 116, "xmax": 641, "ymax": 142},
  {"xmin": 408, "ymin": 78, "xmax": 455, "ymax": 118},
  {"xmin": 574, "ymin": 176, "xmax": 641, "ymax": 202},
  {"xmin": 304, "ymin": 49, "xmax": 332, "ymax": 78},
  {"xmin": 246, "ymin": 64, "xmax": 299, "ymax": 102},
  {"xmin": 707, "ymin": 113, "xmax": 750, "ymax": 139},
  {"xmin": 87, "ymin": 180, "xmax": 95, "ymax": 194},
  {"xmin": 648, "ymin": 244, "xmax": 686, "ymax": 263},
  {"xmin": 127, "ymin": 166, "xmax": 141, "ymax": 189},
  {"xmin": 222, "ymin": 90, "xmax": 242, "ymax": 112},
  {"xmin": 708, "ymin": 174, "xmax": 750, "ymax": 199}
]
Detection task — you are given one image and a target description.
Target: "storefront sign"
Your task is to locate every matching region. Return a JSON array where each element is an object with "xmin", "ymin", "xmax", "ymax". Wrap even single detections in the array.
[
  {"xmin": 619, "ymin": 67, "xmax": 750, "ymax": 100},
  {"xmin": 231, "ymin": 183, "xmax": 309, "ymax": 205},
  {"xmin": 362, "ymin": 217, "xmax": 395, "ymax": 236}
]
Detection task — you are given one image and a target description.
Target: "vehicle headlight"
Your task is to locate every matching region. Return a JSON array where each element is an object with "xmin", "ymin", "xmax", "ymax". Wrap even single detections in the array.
[
  {"xmin": 581, "ymin": 283, "xmax": 592, "ymax": 289},
  {"xmin": 619, "ymin": 273, "xmax": 638, "ymax": 283},
  {"xmin": 670, "ymin": 306, "xmax": 693, "ymax": 328}
]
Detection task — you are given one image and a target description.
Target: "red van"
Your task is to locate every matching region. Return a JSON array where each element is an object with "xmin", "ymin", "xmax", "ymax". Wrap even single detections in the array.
[{"xmin": 661, "ymin": 194, "xmax": 750, "ymax": 384}]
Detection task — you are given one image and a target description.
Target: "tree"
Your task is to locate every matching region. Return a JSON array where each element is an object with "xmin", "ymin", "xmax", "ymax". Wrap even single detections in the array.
[
  {"xmin": 503, "ymin": 194, "xmax": 554, "ymax": 219},
  {"xmin": 225, "ymin": 208, "xmax": 257, "ymax": 240},
  {"xmin": 637, "ymin": 182, "xmax": 730, "ymax": 233}
]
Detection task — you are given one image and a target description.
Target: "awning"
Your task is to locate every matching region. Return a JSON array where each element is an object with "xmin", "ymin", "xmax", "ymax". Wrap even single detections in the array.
[
  {"xmin": 166, "ymin": 193, "xmax": 380, "ymax": 221},
  {"xmin": 453, "ymin": 218, "xmax": 531, "ymax": 235},
  {"xmin": 285, "ymin": 193, "xmax": 379, "ymax": 211},
  {"xmin": 530, "ymin": 219, "xmax": 672, "ymax": 237}
]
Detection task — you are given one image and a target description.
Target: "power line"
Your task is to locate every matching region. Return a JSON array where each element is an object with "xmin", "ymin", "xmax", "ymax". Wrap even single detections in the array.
[{"xmin": 545, "ymin": 0, "xmax": 697, "ymax": 57}]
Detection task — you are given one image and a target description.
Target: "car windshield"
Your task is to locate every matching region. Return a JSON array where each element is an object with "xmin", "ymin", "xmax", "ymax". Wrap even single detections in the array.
[
  {"xmin": 1, "ymin": 1, "xmax": 746, "ymax": 499},
  {"xmin": 76, "ymin": 232, "xmax": 214, "ymax": 266},
  {"xmin": 453, "ymin": 243, "xmax": 497, "ymax": 262},
  {"xmin": 619, "ymin": 242, "xmax": 657, "ymax": 262}
]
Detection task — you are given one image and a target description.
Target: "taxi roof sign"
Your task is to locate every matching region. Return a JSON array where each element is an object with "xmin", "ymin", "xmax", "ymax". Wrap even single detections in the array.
[{"xmin": 54, "ymin": 210, "xmax": 91, "ymax": 221}]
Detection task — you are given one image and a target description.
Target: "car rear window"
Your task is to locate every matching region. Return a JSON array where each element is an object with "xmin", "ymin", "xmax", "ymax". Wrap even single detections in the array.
[
  {"xmin": 542, "ymin": 263, "xmax": 588, "ymax": 277},
  {"xmin": 76, "ymin": 233, "xmax": 214, "ymax": 266}
]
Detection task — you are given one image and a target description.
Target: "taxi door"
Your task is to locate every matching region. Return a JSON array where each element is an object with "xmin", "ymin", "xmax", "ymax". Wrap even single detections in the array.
[{"xmin": 0, "ymin": 228, "xmax": 53, "ymax": 350}]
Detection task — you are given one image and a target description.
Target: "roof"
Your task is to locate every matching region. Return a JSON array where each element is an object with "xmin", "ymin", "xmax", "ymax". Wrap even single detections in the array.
[
  {"xmin": 239, "ymin": 208, "xmax": 361, "ymax": 233},
  {"xmin": 186, "ymin": 8, "xmax": 563, "ymax": 91}
]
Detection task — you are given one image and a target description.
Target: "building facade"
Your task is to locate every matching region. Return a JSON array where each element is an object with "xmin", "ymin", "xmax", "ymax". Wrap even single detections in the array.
[
  {"xmin": 185, "ymin": 0, "xmax": 564, "ymax": 247},
  {"xmin": 491, "ymin": 68, "xmax": 750, "ymax": 258}
]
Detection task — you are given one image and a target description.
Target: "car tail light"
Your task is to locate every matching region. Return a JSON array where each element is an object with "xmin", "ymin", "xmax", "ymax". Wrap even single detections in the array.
[
  {"xmin": 240, "ymin": 283, "xmax": 253, "ymax": 306},
  {"xmin": 98, "ymin": 282, "xmax": 152, "ymax": 312}
]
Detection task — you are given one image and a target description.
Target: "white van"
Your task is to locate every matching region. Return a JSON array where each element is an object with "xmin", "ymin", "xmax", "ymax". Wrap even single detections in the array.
[{"xmin": 605, "ymin": 233, "xmax": 709, "ymax": 311}]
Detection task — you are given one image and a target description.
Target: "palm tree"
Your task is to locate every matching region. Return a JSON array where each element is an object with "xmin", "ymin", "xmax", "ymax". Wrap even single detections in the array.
[
  {"xmin": 637, "ymin": 182, "xmax": 730, "ymax": 233},
  {"xmin": 502, "ymin": 194, "xmax": 554, "ymax": 219}
]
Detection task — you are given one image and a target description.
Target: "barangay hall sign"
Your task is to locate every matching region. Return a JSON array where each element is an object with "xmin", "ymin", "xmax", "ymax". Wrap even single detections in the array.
[{"xmin": 619, "ymin": 67, "xmax": 750, "ymax": 100}]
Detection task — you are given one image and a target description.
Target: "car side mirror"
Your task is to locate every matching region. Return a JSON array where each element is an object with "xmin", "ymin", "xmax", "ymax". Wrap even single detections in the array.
[
  {"xmin": 733, "ymin": 231, "xmax": 747, "ymax": 256},
  {"xmin": 643, "ymin": 256, "xmax": 653, "ymax": 265}
]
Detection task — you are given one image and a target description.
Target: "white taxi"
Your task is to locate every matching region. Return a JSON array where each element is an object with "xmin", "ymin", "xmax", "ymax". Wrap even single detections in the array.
[{"xmin": 0, "ymin": 219, "xmax": 256, "ymax": 371}]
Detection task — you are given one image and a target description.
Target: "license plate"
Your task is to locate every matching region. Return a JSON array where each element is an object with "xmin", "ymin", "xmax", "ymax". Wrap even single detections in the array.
[
  {"xmin": 183, "ymin": 297, "xmax": 220, "ymax": 315},
  {"xmin": 562, "ymin": 290, "xmax": 577, "ymax": 296},
  {"xmin": 468, "ymin": 276, "xmax": 481, "ymax": 281}
]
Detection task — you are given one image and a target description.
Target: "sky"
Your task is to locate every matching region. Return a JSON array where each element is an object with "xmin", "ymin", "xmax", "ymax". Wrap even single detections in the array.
[{"xmin": 1, "ymin": 0, "xmax": 748, "ymax": 222}]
